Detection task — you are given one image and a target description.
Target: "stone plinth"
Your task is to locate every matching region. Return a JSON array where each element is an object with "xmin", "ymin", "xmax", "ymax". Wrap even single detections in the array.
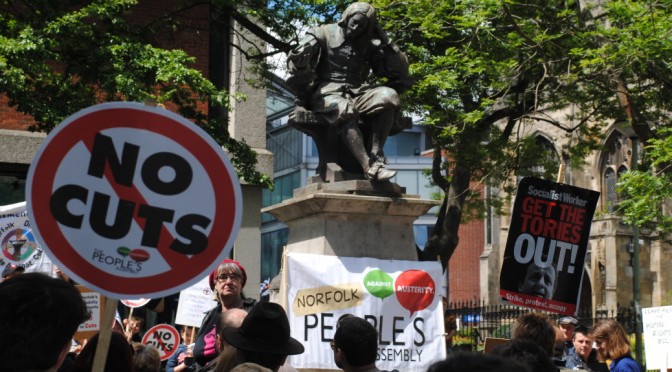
[{"xmin": 261, "ymin": 181, "xmax": 439, "ymax": 260}]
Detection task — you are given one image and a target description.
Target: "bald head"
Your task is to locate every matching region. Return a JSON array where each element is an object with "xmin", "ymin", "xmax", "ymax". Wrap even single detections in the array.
[
  {"xmin": 215, "ymin": 308, "xmax": 249, "ymax": 353},
  {"xmin": 222, "ymin": 308, "xmax": 248, "ymax": 329}
]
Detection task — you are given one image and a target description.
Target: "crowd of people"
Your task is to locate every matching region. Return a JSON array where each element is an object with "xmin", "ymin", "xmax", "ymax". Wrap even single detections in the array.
[{"xmin": 1, "ymin": 259, "xmax": 646, "ymax": 372}]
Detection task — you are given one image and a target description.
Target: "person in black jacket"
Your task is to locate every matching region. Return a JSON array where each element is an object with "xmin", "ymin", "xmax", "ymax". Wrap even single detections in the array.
[
  {"xmin": 565, "ymin": 325, "xmax": 609, "ymax": 372},
  {"xmin": 193, "ymin": 259, "xmax": 256, "ymax": 368}
]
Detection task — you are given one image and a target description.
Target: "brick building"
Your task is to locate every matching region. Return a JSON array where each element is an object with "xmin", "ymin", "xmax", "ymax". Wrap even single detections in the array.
[{"xmin": 0, "ymin": 0, "xmax": 272, "ymax": 297}]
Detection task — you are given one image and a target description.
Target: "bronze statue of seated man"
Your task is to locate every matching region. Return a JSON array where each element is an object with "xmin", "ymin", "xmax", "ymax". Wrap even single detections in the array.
[{"xmin": 286, "ymin": 2, "xmax": 411, "ymax": 182}]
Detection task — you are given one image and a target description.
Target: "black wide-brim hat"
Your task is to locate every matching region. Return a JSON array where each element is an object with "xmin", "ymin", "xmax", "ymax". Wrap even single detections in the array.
[{"xmin": 223, "ymin": 302, "xmax": 305, "ymax": 355}]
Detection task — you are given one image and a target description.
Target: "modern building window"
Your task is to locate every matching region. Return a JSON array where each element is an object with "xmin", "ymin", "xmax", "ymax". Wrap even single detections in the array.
[
  {"xmin": 262, "ymin": 171, "xmax": 301, "ymax": 223},
  {"xmin": 384, "ymin": 132, "xmax": 422, "ymax": 156},
  {"xmin": 260, "ymin": 228, "xmax": 288, "ymax": 282}
]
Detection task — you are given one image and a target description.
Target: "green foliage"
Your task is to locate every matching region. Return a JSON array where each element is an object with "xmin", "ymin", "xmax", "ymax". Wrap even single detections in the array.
[
  {"xmin": 0, "ymin": 0, "xmax": 271, "ymax": 188},
  {"xmin": 618, "ymin": 128, "xmax": 672, "ymax": 234},
  {"xmin": 491, "ymin": 323, "xmax": 512, "ymax": 339},
  {"xmin": 367, "ymin": 0, "xmax": 672, "ymax": 264},
  {"xmin": 372, "ymin": 0, "xmax": 601, "ymax": 230}
]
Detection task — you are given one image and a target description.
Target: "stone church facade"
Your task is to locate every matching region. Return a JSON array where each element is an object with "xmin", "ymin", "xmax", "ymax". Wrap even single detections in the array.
[{"xmin": 478, "ymin": 115, "xmax": 672, "ymax": 313}]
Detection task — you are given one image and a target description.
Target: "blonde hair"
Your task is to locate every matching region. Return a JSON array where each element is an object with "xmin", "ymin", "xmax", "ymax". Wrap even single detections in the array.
[{"xmin": 590, "ymin": 319, "xmax": 631, "ymax": 360}]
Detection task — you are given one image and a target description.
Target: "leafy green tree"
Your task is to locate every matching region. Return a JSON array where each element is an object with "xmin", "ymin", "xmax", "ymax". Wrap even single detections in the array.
[
  {"xmin": 0, "ymin": 0, "xmax": 296, "ymax": 187},
  {"xmin": 372, "ymin": 0, "xmax": 605, "ymax": 268},
  {"xmin": 595, "ymin": 2, "xmax": 672, "ymax": 235},
  {"xmin": 619, "ymin": 129, "xmax": 672, "ymax": 234},
  {"xmin": 371, "ymin": 0, "xmax": 672, "ymax": 269}
]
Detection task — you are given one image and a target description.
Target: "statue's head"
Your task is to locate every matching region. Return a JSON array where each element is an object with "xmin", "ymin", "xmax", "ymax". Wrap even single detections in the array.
[{"xmin": 338, "ymin": 2, "xmax": 377, "ymax": 40}]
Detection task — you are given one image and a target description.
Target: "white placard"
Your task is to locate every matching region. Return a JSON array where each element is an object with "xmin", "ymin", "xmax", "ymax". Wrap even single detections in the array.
[
  {"xmin": 642, "ymin": 305, "xmax": 672, "ymax": 370},
  {"xmin": 175, "ymin": 275, "xmax": 214, "ymax": 327},
  {"xmin": 78, "ymin": 291, "xmax": 102, "ymax": 332}
]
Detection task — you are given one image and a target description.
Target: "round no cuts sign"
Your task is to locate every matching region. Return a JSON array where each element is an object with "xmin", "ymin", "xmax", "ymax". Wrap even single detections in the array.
[
  {"xmin": 142, "ymin": 324, "xmax": 180, "ymax": 361},
  {"xmin": 26, "ymin": 102, "xmax": 242, "ymax": 299}
]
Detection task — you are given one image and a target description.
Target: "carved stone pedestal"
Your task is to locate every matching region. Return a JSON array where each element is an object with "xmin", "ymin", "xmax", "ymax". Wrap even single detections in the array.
[
  {"xmin": 261, "ymin": 181, "xmax": 438, "ymax": 371},
  {"xmin": 262, "ymin": 180, "xmax": 439, "ymax": 260}
]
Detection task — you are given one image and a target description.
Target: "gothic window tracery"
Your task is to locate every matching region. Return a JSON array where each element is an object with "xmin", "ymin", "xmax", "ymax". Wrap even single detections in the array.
[{"xmin": 600, "ymin": 131, "xmax": 636, "ymax": 213}]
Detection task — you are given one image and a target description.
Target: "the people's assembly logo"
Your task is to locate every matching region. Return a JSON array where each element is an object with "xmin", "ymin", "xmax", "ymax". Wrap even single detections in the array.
[
  {"xmin": 2, "ymin": 227, "xmax": 38, "ymax": 262},
  {"xmin": 92, "ymin": 246, "xmax": 150, "ymax": 274}
]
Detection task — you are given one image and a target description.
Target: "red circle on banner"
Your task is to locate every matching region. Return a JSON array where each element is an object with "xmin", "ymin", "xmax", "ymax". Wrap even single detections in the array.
[
  {"xmin": 142, "ymin": 324, "xmax": 180, "ymax": 361},
  {"xmin": 26, "ymin": 102, "xmax": 242, "ymax": 299}
]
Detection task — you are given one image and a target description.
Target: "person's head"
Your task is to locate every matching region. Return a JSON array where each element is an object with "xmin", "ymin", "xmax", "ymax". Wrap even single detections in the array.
[
  {"xmin": 426, "ymin": 352, "xmax": 530, "ymax": 372},
  {"xmin": 512, "ymin": 312, "xmax": 556, "ymax": 357},
  {"xmin": 0, "ymin": 272, "xmax": 88, "ymax": 372},
  {"xmin": 337, "ymin": 2, "xmax": 377, "ymax": 41},
  {"xmin": 558, "ymin": 316, "xmax": 578, "ymax": 341},
  {"xmin": 572, "ymin": 325, "xmax": 593, "ymax": 360},
  {"xmin": 71, "ymin": 332, "xmax": 135, "ymax": 372},
  {"xmin": 331, "ymin": 315, "xmax": 378, "ymax": 369},
  {"xmin": 1, "ymin": 263, "xmax": 25, "ymax": 281},
  {"xmin": 490, "ymin": 339, "xmax": 556, "ymax": 372},
  {"xmin": 222, "ymin": 302, "xmax": 304, "ymax": 371},
  {"xmin": 519, "ymin": 262, "xmax": 557, "ymax": 299},
  {"xmin": 590, "ymin": 319, "xmax": 632, "ymax": 361},
  {"xmin": 180, "ymin": 325, "xmax": 196, "ymax": 345},
  {"xmin": 124, "ymin": 314, "xmax": 145, "ymax": 335},
  {"xmin": 214, "ymin": 344, "xmax": 246, "ymax": 372},
  {"xmin": 209, "ymin": 259, "xmax": 248, "ymax": 302},
  {"xmin": 216, "ymin": 308, "xmax": 248, "ymax": 351},
  {"xmin": 552, "ymin": 325, "xmax": 565, "ymax": 360},
  {"xmin": 132, "ymin": 343, "xmax": 161, "ymax": 372}
]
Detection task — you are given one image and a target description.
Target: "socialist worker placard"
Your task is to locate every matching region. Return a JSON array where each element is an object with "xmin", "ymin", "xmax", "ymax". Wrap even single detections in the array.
[{"xmin": 499, "ymin": 177, "xmax": 599, "ymax": 315}]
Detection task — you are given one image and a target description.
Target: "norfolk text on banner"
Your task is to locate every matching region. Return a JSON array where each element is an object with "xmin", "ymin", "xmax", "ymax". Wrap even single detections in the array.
[
  {"xmin": 285, "ymin": 253, "xmax": 446, "ymax": 372},
  {"xmin": 499, "ymin": 177, "xmax": 599, "ymax": 315}
]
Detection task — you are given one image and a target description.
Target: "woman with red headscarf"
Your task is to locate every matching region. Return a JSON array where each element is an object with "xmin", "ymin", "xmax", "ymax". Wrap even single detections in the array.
[{"xmin": 193, "ymin": 259, "xmax": 256, "ymax": 368}]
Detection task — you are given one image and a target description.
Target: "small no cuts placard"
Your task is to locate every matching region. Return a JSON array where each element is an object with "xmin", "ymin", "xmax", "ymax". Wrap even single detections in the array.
[
  {"xmin": 142, "ymin": 324, "xmax": 180, "ymax": 361},
  {"xmin": 121, "ymin": 298, "xmax": 151, "ymax": 308},
  {"xmin": 26, "ymin": 102, "xmax": 243, "ymax": 299}
]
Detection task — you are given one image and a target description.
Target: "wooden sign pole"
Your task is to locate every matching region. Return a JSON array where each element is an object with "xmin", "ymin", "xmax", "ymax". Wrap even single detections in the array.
[{"xmin": 92, "ymin": 298, "xmax": 118, "ymax": 370}]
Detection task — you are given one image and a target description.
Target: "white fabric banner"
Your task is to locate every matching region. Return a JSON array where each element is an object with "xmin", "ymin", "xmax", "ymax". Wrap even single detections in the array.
[
  {"xmin": 285, "ymin": 253, "xmax": 446, "ymax": 372},
  {"xmin": 0, "ymin": 202, "xmax": 54, "ymax": 275}
]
